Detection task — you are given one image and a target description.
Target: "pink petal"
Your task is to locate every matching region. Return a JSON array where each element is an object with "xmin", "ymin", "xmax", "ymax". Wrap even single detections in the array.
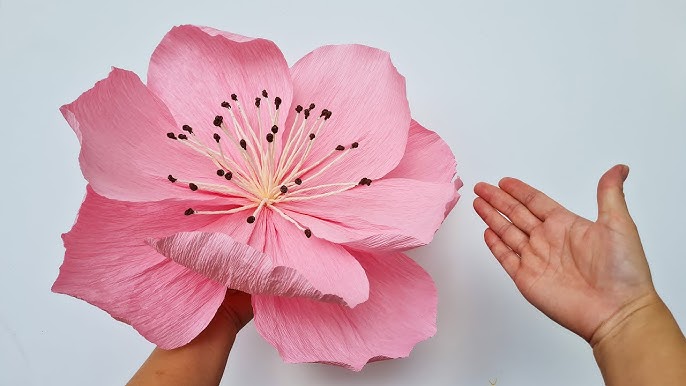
[
  {"xmin": 52, "ymin": 187, "xmax": 228, "ymax": 349},
  {"xmin": 384, "ymin": 119, "xmax": 459, "ymax": 184},
  {"xmin": 151, "ymin": 211, "xmax": 370, "ymax": 307},
  {"xmin": 283, "ymin": 44, "xmax": 410, "ymax": 187},
  {"xmin": 148, "ymin": 25, "xmax": 293, "ymax": 161},
  {"xmin": 282, "ymin": 178, "xmax": 459, "ymax": 251},
  {"xmin": 253, "ymin": 250, "xmax": 437, "ymax": 371},
  {"xmin": 62, "ymin": 68, "xmax": 224, "ymax": 202}
]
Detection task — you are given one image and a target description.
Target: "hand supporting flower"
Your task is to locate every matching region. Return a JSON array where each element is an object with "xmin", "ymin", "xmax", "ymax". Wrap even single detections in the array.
[{"xmin": 53, "ymin": 25, "xmax": 460, "ymax": 370}]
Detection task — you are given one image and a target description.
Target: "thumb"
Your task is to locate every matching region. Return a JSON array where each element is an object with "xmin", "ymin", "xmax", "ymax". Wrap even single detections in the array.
[{"xmin": 597, "ymin": 164, "xmax": 630, "ymax": 221}]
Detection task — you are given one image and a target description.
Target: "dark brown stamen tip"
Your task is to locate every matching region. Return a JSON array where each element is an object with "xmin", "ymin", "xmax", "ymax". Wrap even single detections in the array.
[
  {"xmin": 271, "ymin": 125, "xmax": 279, "ymax": 134},
  {"xmin": 266, "ymin": 133, "xmax": 274, "ymax": 143},
  {"xmin": 167, "ymin": 175, "xmax": 177, "ymax": 183},
  {"xmin": 240, "ymin": 139, "xmax": 247, "ymax": 150},
  {"xmin": 309, "ymin": 103, "xmax": 315, "ymax": 110},
  {"xmin": 274, "ymin": 97, "xmax": 282, "ymax": 109},
  {"xmin": 262, "ymin": 90, "xmax": 268, "ymax": 98},
  {"xmin": 216, "ymin": 169, "xmax": 225, "ymax": 176},
  {"xmin": 303, "ymin": 109, "xmax": 310, "ymax": 119},
  {"xmin": 295, "ymin": 105, "xmax": 303, "ymax": 113},
  {"xmin": 231, "ymin": 93, "xmax": 238, "ymax": 101},
  {"xmin": 247, "ymin": 215, "xmax": 256, "ymax": 224},
  {"xmin": 213, "ymin": 115, "xmax": 224, "ymax": 127},
  {"xmin": 189, "ymin": 183, "xmax": 198, "ymax": 191},
  {"xmin": 184, "ymin": 208, "xmax": 195, "ymax": 216},
  {"xmin": 365, "ymin": 178, "xmax": 372, "ymax": 186},
  {"xmin": 177, "ymin": 133, "xmax": 188, "ymax": 140},
  {"xmin": 221, "ymin": 101, "xmax": 231, "ymax": 109},
  {"xmin": 335, "ymin": 145, "xmax": 345, "ymax": 151},
  {"xmin": 182, "ymin": 125, "xmax": 193, "ymax": 133},
  {"xmin": 255, "ymin": 97, "xmax": 261, "ymax": 108},
  {"xmin": 359, "ymin": 178, "xmax": 372, "ymax": 186},
  {"xmin": 351, "ymin": 142, "xmax": 359, "ymax": 149},
  {"xmin": 294, "ymin": 178, "xmax": 302, "ymax": 185},
  {"xmin": 304, "ymin": 229, "xmax": 312, "ymax": 238},
  {"xmin": 166, "ymin": 132, "xmax": 177, "ymax": 139},
  {"xmin": 309, "ymin": 133, "xmax": 316, "ymax": 140},
  {"xmin": 213, "ymin": 133, "xmax": 221, "ymax": 143},
  {"xmin": 324, "ymin": 110, "xmax": 332, "ymax": 120},
  {"xmin": 320, "ymin": 109, "xmax": 329, "ymax": 118},
  {"xmin": 224, "ymin": 171, "xmax": 233, "ymax": 180},
  {"xmin": 280, "ymin": 185, "xmax": 288, "ymax": 194}
]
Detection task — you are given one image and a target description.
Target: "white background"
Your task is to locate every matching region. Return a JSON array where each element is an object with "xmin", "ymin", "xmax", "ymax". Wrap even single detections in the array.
[{"xmin": 1, "ymin": 0, "xmax": 685, "ymax": 385}]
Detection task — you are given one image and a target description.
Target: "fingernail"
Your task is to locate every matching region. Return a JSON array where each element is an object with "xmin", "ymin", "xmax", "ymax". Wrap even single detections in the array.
[{"xmin": 620, "ymin": 164, "xmax": 629, "ymax": 181}]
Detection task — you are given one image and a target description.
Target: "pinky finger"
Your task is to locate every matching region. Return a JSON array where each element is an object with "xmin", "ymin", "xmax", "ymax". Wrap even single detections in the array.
[{"xmin": 484, "ymin": 228, "xmax": 521, "ymax": 280}]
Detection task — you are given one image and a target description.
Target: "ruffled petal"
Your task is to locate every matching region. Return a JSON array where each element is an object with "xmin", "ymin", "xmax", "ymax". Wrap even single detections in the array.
[
  {"xmin": 151, "ymin": 210, "xmax": 369, "ymax": 307},
  {"xmin": 148, "ymin": 25, "xmax": 293, "ymax": 162},
  {"xmin": 52, "ymin": 187, "xmax": 228, "ymax": 349},
  {"xmin": 281, "ymin": 44, "xmax": 410, "ymax": 188},
  {"xmin": 281, "ymin": 178, "xmax": 459, "ymax": 251},
  {"xmin": 253, "ymin": 250, "xmax": 437, "ymax": 371},
  {"xmin": 61, "ymin": 68, "xmax": 226, "ymax": 202},
  {"xmin": 384, "ymin": 119, "xmax": 458, "ymax": 184}
]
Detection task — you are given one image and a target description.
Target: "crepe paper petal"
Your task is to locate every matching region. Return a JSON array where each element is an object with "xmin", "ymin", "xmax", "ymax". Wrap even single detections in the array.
[
  {"xmin": 61, "ymin": 68, "xmax": 224, "ymax": 202},
  {"xmin": 285, "ymin": 44, "xmax": 410, "ymax": 187},
  {"xmin": 154, "ymin": 210, "xmax": 370, "ymax": 306},
  {"xmin": 253, "ymin": 250, "xmax": 437, "ymax": 371},
  {"xmin": 52, "ymin": 187, "xmax": 228, "ymax": 349},
  {"xmin": 282, "ymin": 178, "xmax": 458, "ymax": 251},
  {"xmin": 385, "ymin": 120, "xmax": 458, "ymax": 184},
  {"xmin": 148, "ymin": 25, "xmax": 293, "ymax": 159}
]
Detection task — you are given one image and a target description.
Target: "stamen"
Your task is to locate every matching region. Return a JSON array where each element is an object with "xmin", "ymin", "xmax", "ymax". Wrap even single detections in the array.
[
  {"xmin": 240, "ymin": 139, "xmax": 247, "ymax": 150},
  {"xmin": 335, "ymin": 145, "xmax": 345, "ymax": 151},
  {"xmin": 309, "ymin": 133, "xmax": 316, "ymax": 140},
  {"xmin": 255, "ymin": 97, "xmax": 261, "ymax": 108},
  {"xmin": 271, "ymin": 125, "xmax": 279, "ymax": 134},
  {"xmin": 304, "ymin": 229, "xmax": 312, "ymax": 238},
  {"xmin": 184, "ymin": 208, "xmax": 195, "ymax": 216},
  {"xmin": 231, "ymin": 94, "xmax": 238, "ymax": 101},
  {"xmin": 213, "ymin": 133, "xmax": 221, "ymax": 143},
  {"xmin": 247, "ymin": 199, "xmax": 268, "ymax": 224},
  {"xmin": 247, "ymin": 216, "xmax": 256, "ymax": 223},
  {"xmin": 167, "ymin": 132, "xmax": 177, "ymax": 139},
  {"xmin": 182, "ymin": 125, "xmax": 193, "ymax": 134},
  {"xmin": 294, "ymin": 178, "xmax": 302, "ymax": 185},
  {"xmin": 213, "ymin": 115, "xmax": 224, "ymax": 127},
  {"xmin": 168, "ymin": 175, "xmax": 177, "ymax": 183},
  {"xmin": 266, "ymin": 133, "xmax": 274, "ymax": 143},
  {"xmin": 261, "ymin": 90, "xmax": 268, "ymax": 98},
  {"xmin": 178, "ymin": 133, "xmax": 188, "ymax": 140},
  {"xmin": 189, "ymin": 183, "xmax": 198, "ymax": 191},
  {"xmin": 280, "ymin": 185, "xmax": 288, "ymax": 194},
  {"xmin": 216, "ymin": 169, "xmax": 225, "ymax": 176},
  {"xmin": 225, "ymin": 171, "xmax": 233, "ymax": 180},
  {"xmin": 274, "ymin": 97, "xmax": 282, "ymax": 110},
  {"xmin": 295, "ymin": 105, "xmax": 303, "ymax": 113},
  {"xmin": 221, "ymin": 101, "xmax": 231, "ymax": 109},
  {"xmin": 351, "ymin": 142, "xmax": 359, "ymax": 149},
  {"xmin": 193, "ymin": 203, "xmax": 258, "ymax": 216}
]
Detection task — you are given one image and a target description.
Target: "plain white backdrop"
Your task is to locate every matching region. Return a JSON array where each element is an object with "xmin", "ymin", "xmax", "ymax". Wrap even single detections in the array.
[{"xmin": 1, "ymin": 0, "xmax": 685, "ymax": 385}]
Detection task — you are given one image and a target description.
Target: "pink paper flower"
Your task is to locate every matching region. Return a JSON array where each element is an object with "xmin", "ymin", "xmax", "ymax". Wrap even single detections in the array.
[{"xmin": 53, "ymin": 25, "xmax": 461, "ymax": 371}]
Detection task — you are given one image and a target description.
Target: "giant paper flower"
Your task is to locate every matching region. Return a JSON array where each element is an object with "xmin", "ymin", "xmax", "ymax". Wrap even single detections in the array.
[{"xmin": 53, "ymin": 25, "xmax": 461, "ymax": 371}]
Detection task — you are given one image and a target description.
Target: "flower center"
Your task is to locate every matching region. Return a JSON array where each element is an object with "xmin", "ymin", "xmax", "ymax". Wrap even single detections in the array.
[{"xmin": 165, "ymin": 90, "xmax": 371, "ymax": 238}]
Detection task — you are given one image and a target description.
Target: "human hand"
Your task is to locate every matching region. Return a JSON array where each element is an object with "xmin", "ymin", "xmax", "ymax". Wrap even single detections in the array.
[
  {"xmin": 473, "ymin": 165, "xmax": 656, "ymax": 341},
  {"xmin": 216, "ymin": 290, "xmax": 253, "ymax": 334}
]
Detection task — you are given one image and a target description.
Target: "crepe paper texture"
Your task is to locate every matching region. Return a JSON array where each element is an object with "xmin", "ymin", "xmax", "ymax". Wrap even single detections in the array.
[{"xmin": 53, "ymin": 25, "xmax": 462, "ymax": 371}]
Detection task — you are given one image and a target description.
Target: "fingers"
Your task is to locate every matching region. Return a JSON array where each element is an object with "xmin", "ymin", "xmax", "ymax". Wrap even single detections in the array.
[
  {"xmin": 474, "ymin": 182, "xmax": 541, "ymax": 234},
  {"xmin": 498, "ymin": 177, "xmax": 562, "ymax": 221},
  {"xmin": 474, "ymin": 197, "xmax": 530, "ymax": 255},
  {"xmin": 597, "ymin": 164, "xmax": 630, "ymax": 221},
  {"xmin": 484, "ymin": 228, "xmax": 520, "ymax": 279}
]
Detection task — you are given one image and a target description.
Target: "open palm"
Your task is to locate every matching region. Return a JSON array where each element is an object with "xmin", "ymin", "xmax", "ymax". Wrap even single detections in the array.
[{"xmin": 474, "ymin": 165, "xmax": 655, "ymax": 340}]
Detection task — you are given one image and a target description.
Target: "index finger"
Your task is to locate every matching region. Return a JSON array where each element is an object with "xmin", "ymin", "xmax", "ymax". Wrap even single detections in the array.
[{"xmin": 498, "ymin": 177, "xmax": 562, "ymax": 220}]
